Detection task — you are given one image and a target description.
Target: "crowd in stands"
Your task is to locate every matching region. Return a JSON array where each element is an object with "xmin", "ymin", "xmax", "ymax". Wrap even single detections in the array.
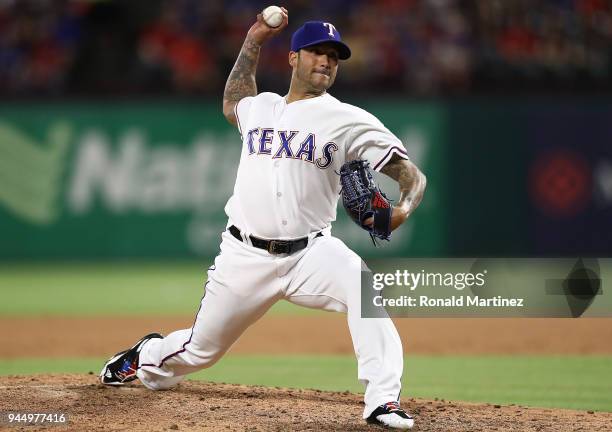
[{"xmin": 0, "ymin": 0, "xmax": 610, "ymax": 97}]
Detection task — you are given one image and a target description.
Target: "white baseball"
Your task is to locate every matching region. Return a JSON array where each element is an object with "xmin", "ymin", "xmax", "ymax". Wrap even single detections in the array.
[{"xmin": 262, "ymin": 5, "xmax": 283, "ymax": 28}]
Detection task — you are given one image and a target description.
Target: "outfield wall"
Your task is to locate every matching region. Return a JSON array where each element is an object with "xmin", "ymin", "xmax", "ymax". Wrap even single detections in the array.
[{"xmin": 0, "ymin": 99, "xmax": 610, "ymax": 259}]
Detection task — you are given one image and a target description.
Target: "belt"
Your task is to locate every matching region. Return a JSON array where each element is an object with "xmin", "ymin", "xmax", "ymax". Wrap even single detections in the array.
[{"xmin": 229, "ymin": 225, "xmax": 322, "ymax": 255}]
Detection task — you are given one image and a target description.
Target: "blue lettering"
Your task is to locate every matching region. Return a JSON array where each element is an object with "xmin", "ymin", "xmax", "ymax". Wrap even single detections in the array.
[
  {"xmin": 295, "ymin": 133, "xmax": 316, "ymax": 163},
  {"xmin": 246, "ymin": 128, "xmax": 260, "ymax": 154},
  {"xmin": 316, "ymin": 142, "xmax": 338, "ymax": 169},
  {"xmin": 258, "ymin": 128, "xmax": 274, "ymax": 154},
  {"xmin": 273, "ymin": 130, "xmax": 298, "ymax": 158}
]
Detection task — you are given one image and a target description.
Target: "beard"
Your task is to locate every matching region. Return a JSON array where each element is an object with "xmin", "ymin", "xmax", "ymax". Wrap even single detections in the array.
[{"xmin": 296, "ymin": 62, "xmax": 335, "ymax": 92}]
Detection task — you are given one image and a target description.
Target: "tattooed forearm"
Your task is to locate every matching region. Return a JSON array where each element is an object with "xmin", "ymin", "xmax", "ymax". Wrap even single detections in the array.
[
  {"xmin": 381, "ymin": 157, "xmax": 427, "ymax": 216},
  {"xmin": 223, "ymin": 37, "xmax": 261, "ymax": 118}
]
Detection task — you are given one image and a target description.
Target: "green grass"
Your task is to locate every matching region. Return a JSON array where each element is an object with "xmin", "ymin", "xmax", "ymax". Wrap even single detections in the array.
[
  {"xmin": 2, "ymin": 263, "xmax": 611, "ymax": 412},
  {"xmin": 1, "ymin": 355, "xmax": 611, "ymax": 412},
  {"xmin": 0, "ymin": 262, "xmax": 319, "ymax": 316}
]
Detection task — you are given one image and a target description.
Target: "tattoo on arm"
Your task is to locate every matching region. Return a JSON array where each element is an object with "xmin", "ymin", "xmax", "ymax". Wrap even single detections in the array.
[
  {"xmin": 380, "ymin": 156, "xmax": 426, "ymax": 215},
  {"xmin": 223, "ymin": 37, "xmax": 261, "ymax": 108}
]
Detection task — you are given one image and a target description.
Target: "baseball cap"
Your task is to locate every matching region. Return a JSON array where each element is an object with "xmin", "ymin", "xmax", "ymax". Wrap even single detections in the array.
[{"xmin": 291, "ymin": 21, "xmax": 351, "ymax": 60}]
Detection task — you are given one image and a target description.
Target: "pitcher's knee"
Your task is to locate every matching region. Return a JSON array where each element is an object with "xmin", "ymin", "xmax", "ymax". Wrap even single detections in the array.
[{"xmin": 339, "ymin": 259, "xmax": 368, "ymax": 292}]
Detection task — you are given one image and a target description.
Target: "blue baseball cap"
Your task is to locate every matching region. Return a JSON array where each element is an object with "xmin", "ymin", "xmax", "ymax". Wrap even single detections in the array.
[{"xmin": 291, "ymin": 21, "xmax": 351, "ymax": 60}]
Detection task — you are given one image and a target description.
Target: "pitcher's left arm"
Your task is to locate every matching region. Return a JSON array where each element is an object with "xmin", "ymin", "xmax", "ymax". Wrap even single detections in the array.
[{"xmin": 380, "ymin": 154, "xmax": 427, "ymax": 230}]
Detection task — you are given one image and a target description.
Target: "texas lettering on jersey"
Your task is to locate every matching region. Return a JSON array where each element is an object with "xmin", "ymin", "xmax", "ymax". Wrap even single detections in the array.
[{"xmin": 244, "ymin": 127, "xmax": 338, "ymax": 169}]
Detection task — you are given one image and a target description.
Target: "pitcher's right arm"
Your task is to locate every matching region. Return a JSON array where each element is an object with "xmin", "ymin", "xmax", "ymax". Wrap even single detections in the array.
[{"xmin": 222, "ymin": 8, "xmax": 289, "ymax": 125}]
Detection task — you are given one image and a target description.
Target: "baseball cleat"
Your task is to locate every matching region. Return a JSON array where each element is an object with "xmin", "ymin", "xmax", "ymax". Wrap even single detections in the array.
[
  {"xmin": 366, "ymin": 401, "xmax": 414, "ymax": 429},
  {"xmin": 99, "ymin": 333, "xmax": 163, "ymax": 386}
]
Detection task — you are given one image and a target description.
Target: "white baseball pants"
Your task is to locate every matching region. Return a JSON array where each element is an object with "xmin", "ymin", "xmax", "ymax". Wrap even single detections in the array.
[{"xmin": 137, "ymin": 230, "xmax": 404, "ymax": 418}]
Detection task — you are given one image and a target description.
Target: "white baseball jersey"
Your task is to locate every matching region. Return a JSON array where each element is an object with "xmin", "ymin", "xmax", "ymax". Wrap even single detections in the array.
[{"xmin": 226, "ymin": 92, "xmax": 409, "ymax": 239}]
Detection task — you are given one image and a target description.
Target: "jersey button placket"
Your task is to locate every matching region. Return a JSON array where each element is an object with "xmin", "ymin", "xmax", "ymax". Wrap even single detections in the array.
[{"xmin": 273, "ymin": 160, "xmax": 287, "ymax": 232}]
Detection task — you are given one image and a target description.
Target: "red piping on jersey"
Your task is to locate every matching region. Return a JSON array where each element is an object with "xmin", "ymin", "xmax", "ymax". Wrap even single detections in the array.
[
  {"xmin": 139, "ymin": 281, "xmax": 209, "ymax": 370},
  {"xmin": 373, "ymin": 146, "xmax": 409, "ymax": 171}
]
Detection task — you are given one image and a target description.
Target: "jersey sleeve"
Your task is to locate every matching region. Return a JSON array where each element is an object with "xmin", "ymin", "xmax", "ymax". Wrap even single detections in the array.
[
  {"xmin": 233, "ymin": 96, "xmax": 254, "ymax": 137},
  {"xmin": 345, "ymin": 111, "xmax": 409, "ymax": 172}
]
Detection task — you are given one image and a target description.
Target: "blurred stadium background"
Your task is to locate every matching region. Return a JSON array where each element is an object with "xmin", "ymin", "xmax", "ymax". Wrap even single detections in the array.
[
  {"xmin": 1, "ymin": 0, "xmax": 612, "ymax": 413},
  {"xmin": 1, "ymin": 0, "xmax": 611, "ymax": 97},
  {"xmin": 0, "ymin": 0, "xmax": 611, "ymax": 258}
]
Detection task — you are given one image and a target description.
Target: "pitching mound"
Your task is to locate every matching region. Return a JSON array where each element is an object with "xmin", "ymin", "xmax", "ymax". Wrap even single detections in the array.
[{"xmin": 0, "ymin": 375, "xmax": 610, "ymax": 431}]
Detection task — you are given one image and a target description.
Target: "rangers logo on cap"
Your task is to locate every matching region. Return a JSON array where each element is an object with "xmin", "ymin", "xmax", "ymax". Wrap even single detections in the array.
[{"xmin": 290, "ymin": 21, "xmax": 351, "ymax": 60}]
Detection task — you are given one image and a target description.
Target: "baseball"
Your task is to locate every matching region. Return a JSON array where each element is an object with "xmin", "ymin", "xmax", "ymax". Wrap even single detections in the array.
[{"xmin": 262, "ymin": 5, "xmax": 283, "ymax": 28}]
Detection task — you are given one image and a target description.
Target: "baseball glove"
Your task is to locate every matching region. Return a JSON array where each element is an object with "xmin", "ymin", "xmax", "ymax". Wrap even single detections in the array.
[{"xmin": 339, "ymin": 159, "xmax": 392, "ymax": 245}]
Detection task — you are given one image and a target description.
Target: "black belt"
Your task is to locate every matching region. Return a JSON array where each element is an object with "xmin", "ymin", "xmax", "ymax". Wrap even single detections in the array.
[{"xmin": 229, "ymin": 225, "xmax": 322, "ymax": 255}]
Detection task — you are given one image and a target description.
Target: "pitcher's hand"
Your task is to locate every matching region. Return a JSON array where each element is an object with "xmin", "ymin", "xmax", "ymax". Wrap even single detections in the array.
[{"xmin": 247, "ymin": 7, "xmax": 288, "ymax": 46}]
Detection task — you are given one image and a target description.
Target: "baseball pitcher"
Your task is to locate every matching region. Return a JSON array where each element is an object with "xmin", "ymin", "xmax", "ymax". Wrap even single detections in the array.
[{"xmin": 100, "ymin": 8, "xmax": 426, "ymax": 430}]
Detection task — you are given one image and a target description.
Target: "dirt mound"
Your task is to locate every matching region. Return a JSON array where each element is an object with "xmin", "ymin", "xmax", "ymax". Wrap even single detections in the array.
[{"xmin": 0, "ymin": 375, "xmax": 610, "ymax": 431}]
